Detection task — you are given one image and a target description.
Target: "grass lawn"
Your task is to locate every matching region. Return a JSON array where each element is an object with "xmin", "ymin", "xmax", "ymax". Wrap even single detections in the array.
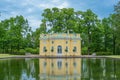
[
  {"xmin": 0, "ymin": 54, "xmax": 17, "ymax": 58},
  {"xmin": 106, "ymin": 55, "xmax": 120, "ymax": 59}
]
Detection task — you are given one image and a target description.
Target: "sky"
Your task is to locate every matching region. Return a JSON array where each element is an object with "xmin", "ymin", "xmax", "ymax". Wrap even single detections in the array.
[{"xmin": 0, "ymin": 0, "xmax": 119, "ymax": 31}]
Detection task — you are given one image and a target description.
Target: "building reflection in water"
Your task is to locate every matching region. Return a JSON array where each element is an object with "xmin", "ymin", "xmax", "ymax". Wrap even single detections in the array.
[{"xmin": 39, "ymin": 58, "xmax": 81, "ymax": 80}]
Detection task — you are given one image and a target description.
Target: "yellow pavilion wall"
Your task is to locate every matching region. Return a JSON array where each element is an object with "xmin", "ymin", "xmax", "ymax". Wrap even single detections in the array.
[{"xmin": 39, "ymin": 33, "xmax": 81, "ymax": 56}]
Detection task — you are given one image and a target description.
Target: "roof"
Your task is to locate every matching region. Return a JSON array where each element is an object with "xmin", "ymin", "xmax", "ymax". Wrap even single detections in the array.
[{"xmin": 40, "ymin": 33, "xmax": 82, "ymax": 40}]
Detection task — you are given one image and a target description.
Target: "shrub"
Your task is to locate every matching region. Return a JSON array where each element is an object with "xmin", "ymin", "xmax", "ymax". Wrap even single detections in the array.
[
  {"xmin": 18, "ymin": 49, "xmax": 26, "ymax": 55},
  {"xmin": 96, "ymin": 52, "xmax": 113, "ymax": 55},
  {"xmin": 82, "ymin": 47, "xmax": 88, "ymax": 55},
  {"xmin": 25, "ymin": 48, "xmax": 39, "ymax": 54}
]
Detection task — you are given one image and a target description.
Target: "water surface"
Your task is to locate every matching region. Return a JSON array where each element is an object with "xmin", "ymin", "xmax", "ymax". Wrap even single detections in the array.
[{"xmin": 0, "ymin": 58, "xmax": 120, "ymax": 80}]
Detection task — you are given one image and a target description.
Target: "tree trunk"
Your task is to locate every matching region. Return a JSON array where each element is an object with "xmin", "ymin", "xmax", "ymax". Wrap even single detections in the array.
[
  {"xmin": 88, "ymin": 26, "xmax": 90, "ymax": 55},
  {"xmin": 113, "ymin": 33, "xmax": 116, "ymax": 55}
]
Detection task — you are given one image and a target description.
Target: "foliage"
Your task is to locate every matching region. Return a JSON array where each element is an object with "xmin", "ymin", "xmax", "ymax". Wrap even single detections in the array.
[
  {"xmin": 96, "ymin": 52, "xmax": 112, "ymax": 55},
  {"xmin": 25, "ymin": 48, "xmax": 39, "ymax": 54},
  {"xmin": 113, "ymin": 1, "xmax": 120, "ymax": 54},
  {"xmin": 0, "ymin": 15, "xmax": 32, "ymax": 54},
  {"xmin": 18, "ymin": 49, "xmax": 26, "ymax": 55}
]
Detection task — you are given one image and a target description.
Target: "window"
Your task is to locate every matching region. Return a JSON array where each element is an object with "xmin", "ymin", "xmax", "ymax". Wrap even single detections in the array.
[
  {"xmin": 51, "ymin": 46, "xmax": 54, "ymax": 52},
  {"xmin": 65, "ymin": 62, "xmax": 68, "ymax": 67},
  {"xmin": 65, "ymin": 46, "xmax": 68, "ymax": 52},
  {"xmin": 57, "ymin": 61, "xmax": 62, "ymax": 69},
  {"xmin": 73, "ymin": 46, "xmax": 77, "ymax": 52},
  {"xmin": 52, "ymin": 41, "xmax": 54, "ymax": 44},
  {"xmin": 66, "ymin": 41, "xmax": 68, "ymax": 44},
  {"xmin": 73, "ymin": 62, "xmax": 77, "ymax": 67},
  {"xmin": 51, "ymin": 62, "xmax": 54, "ymax": 68},
  {"xmin": 57, "ymin": 45, "xmax": 62, "ymax": 54},
  {"xmin": 43, "ymin": 61, "xmax": 47, "ymax": 67},
  {"xmin": 43, "ymin": 46, "xmax": 47, "ymax": 52}
]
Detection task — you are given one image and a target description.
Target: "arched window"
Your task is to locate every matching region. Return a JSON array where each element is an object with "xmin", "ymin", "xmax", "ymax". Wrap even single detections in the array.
[
  {"xmin": 43, "ymin": 61, "xmax": 47, "ymax": 67},
  {"xmin": 43, "ymin": 46, "xmax": 47, "ymax": 52},
  {"xmin": 65, "ymin": 62, "xmax": 68, "ymax": 67},
  {"xmin": 73, "ymin": 46, "xmax": 77, "ymax": 52},
  {"xmin": 57, "ymin": 61, "xmax": 62, "ymax": 69},
  {"xmin": 51, "ymin": 46, "xmax": 54, "ymax": 52},
  {"xmin": 73, "ymin": 62, "xmax": 77, "ymax": 67},
  {"xmin": 65, "ymin": 46, "xmax": 68, "ymax": 52},
  {"xmin": 52, "ymin": 41, "xmax": 54, "ymax": 44},
  {"xmin": 66, "ymin": 41, "xmax": 68, "ymax": 44},
  {"xmin": 57, "ymin": 45, "xmax": 62, "ymax": 54}
]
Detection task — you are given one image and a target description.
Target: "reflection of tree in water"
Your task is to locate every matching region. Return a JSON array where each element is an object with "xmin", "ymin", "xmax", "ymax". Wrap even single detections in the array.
[
  {"xmin": 0, "ymin": 59, "xmax": 39, "ymax": 80},
  {"xmin": 81, "ymin": 58, "xmax": 120, "ymax": 80}
]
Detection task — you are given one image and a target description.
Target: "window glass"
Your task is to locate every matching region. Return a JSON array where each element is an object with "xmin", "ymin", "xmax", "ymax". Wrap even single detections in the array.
[
  {"xmin": 52, "ymin": 41, "xmax": 54, "ymax": 44},
  {"xmin": 65, "ymin": 46, "xmax": 68, "ymax": 52},
  {"xmin": 43, "ymin": 61, "xmax": 47, "ymax": 67},
  {"xmin": 51, "ymin": 46, "xmax": 54, "ymax": 52},
  {"xmin": 73, "ymin": 62, "xmax": 76, "ymax": 67},
  {"xmin": 66, "ymin": 41, "xmax": 68, "ymax": 44},
  {"xmin": 58, "ymin": 46, "xmax": 62, "ymax": 54},
  {"xmin": 57, "ymin": 61, "xmax": 62, "ymax": 69},
  {"xmin": 43, "ymin": 46, "xmax": 47, "ymax": 52},
  {"xmin": 73, "ymin": 46, "xmax": 77, "ymax": 52}
]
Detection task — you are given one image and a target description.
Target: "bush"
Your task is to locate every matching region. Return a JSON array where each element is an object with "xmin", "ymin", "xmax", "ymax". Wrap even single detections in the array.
[
  {"xmin": 25, "ymin": 48, "xmax": 33, "ymax": 53},
  {"xmin": 18, "ymin": 49, "xmax": 26, "ymax": 55},
  {"xmin": 25, "ymin": 48, "xmax": 39, "ymax": 54},
  {"xmin": 96, "ymin": 52, "xmax": 113, "ymax": 55},
  {"xmin": 82, "ymin": 47, "xmax": 88, "ymax": 55}
]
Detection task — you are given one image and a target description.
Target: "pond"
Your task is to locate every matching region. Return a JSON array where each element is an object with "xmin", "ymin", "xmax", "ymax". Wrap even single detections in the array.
[{"xmin": 0, "ymin": 58, "xmax": 120, "ymax": 80}]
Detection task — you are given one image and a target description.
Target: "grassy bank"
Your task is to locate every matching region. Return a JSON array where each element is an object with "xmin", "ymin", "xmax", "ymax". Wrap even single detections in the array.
[
  {"xmin": 106, "ymin": 55, "xmax": 120, "ymax": 59},
  {"xmin": 0, "ymin": 54, "xmax": 17, "ymax": 58},
  {"xmin": 0, "ymin": 54, "xmax": 120, "ymax": 59}
]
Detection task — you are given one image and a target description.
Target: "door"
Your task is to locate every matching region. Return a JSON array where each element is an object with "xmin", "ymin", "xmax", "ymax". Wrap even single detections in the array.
[{"xmin": 57, "ymin": 45, "xmax": 62, "ymax": 54}]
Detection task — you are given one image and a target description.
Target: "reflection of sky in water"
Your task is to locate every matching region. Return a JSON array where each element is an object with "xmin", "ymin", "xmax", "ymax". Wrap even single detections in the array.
[{"xmin": 21, "ymin": 71, "xmax": 35, "ymax": 80}]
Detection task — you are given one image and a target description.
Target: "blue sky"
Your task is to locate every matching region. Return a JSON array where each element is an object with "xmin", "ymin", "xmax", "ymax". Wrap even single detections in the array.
[{"xmin": 0, "ymin": 0, "xmax": 119, "ymax": 30}]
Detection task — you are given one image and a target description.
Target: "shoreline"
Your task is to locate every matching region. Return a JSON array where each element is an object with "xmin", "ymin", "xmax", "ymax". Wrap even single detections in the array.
[{"xmin": 0, "ymin": 55, "xmax": 120, "ymax": 59}]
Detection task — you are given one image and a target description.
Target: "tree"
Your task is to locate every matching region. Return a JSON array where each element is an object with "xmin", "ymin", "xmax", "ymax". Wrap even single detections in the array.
[
  {"xmin": 102, "ymin": 18, "xmax": 113, "ymax": 52},
  {"xmin": 113, "ymin": 1, "xmax": 120, "ymax": 54},
  {"xmin": 41, "ymin": 7, "xmax": 76, "ymax": 33},
  {"xmin": 0, "ymin": 15, "xmax": 32, "ymax": 53},
  {"xmin": 81, "ymin": 9, "xmax": 98, "ymax": 54}
]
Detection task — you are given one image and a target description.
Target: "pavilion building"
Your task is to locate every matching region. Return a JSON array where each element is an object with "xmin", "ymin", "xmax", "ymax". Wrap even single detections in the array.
[{"xmin": 39, "ymin": 33, "xmax": 81, "ymax": 56}]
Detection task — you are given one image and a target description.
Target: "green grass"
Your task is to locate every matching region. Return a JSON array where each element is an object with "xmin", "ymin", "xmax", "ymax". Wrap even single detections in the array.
[
  {"xmin": 0, "ymin": 54, "xmax": 17, "ymax": 58},
  {"xmin": 106, "ymin": 55, "xmax": 120, "ymax": 59}
]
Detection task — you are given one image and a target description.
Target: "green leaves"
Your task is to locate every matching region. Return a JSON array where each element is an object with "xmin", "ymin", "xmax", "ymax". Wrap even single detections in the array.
[
  {"xmin": 0, "ymin": 15, "xmax": 32, "ymax": 53},
  {"xmin": 113, "ymin": 1, "xmax": 120, "ymax": 54}
]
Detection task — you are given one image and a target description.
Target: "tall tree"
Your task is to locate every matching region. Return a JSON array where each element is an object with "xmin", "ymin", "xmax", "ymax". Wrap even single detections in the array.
[
  {"xmin": 102, "ymin": 18, "xmax": 113, "ymax": 52},
  {"xmin": 41, "ymin": 7, "xmax": 76, "ymax": 33},
  {"xmin": 81, "ymin": 9, "xmax": 98, "ymax": 54},
  {"xmin": 0, "ymin": 15, "xmax": 32, "ymax": 53},
  {"xmin": 114, "ymin": 1, "xmax": 120, "ymax": 54}
]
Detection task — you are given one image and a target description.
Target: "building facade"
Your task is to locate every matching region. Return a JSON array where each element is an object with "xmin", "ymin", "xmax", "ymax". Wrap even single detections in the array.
[{"xmin": 39, "ymin": 33, "xmax": 81, "ymax": 56}]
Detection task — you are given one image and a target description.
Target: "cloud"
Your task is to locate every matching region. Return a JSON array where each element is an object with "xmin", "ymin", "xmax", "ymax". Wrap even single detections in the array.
[
  {"xmin": 0, "ymin": 0, "xmax": 119, "ymax": 31},
  {"xmin": 38, "ymin": 0, "xmax": 69, "ymax": 9},
  {"xmin": 0, "ymin": 0, "xmax": 70, "ymax": 30}
]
